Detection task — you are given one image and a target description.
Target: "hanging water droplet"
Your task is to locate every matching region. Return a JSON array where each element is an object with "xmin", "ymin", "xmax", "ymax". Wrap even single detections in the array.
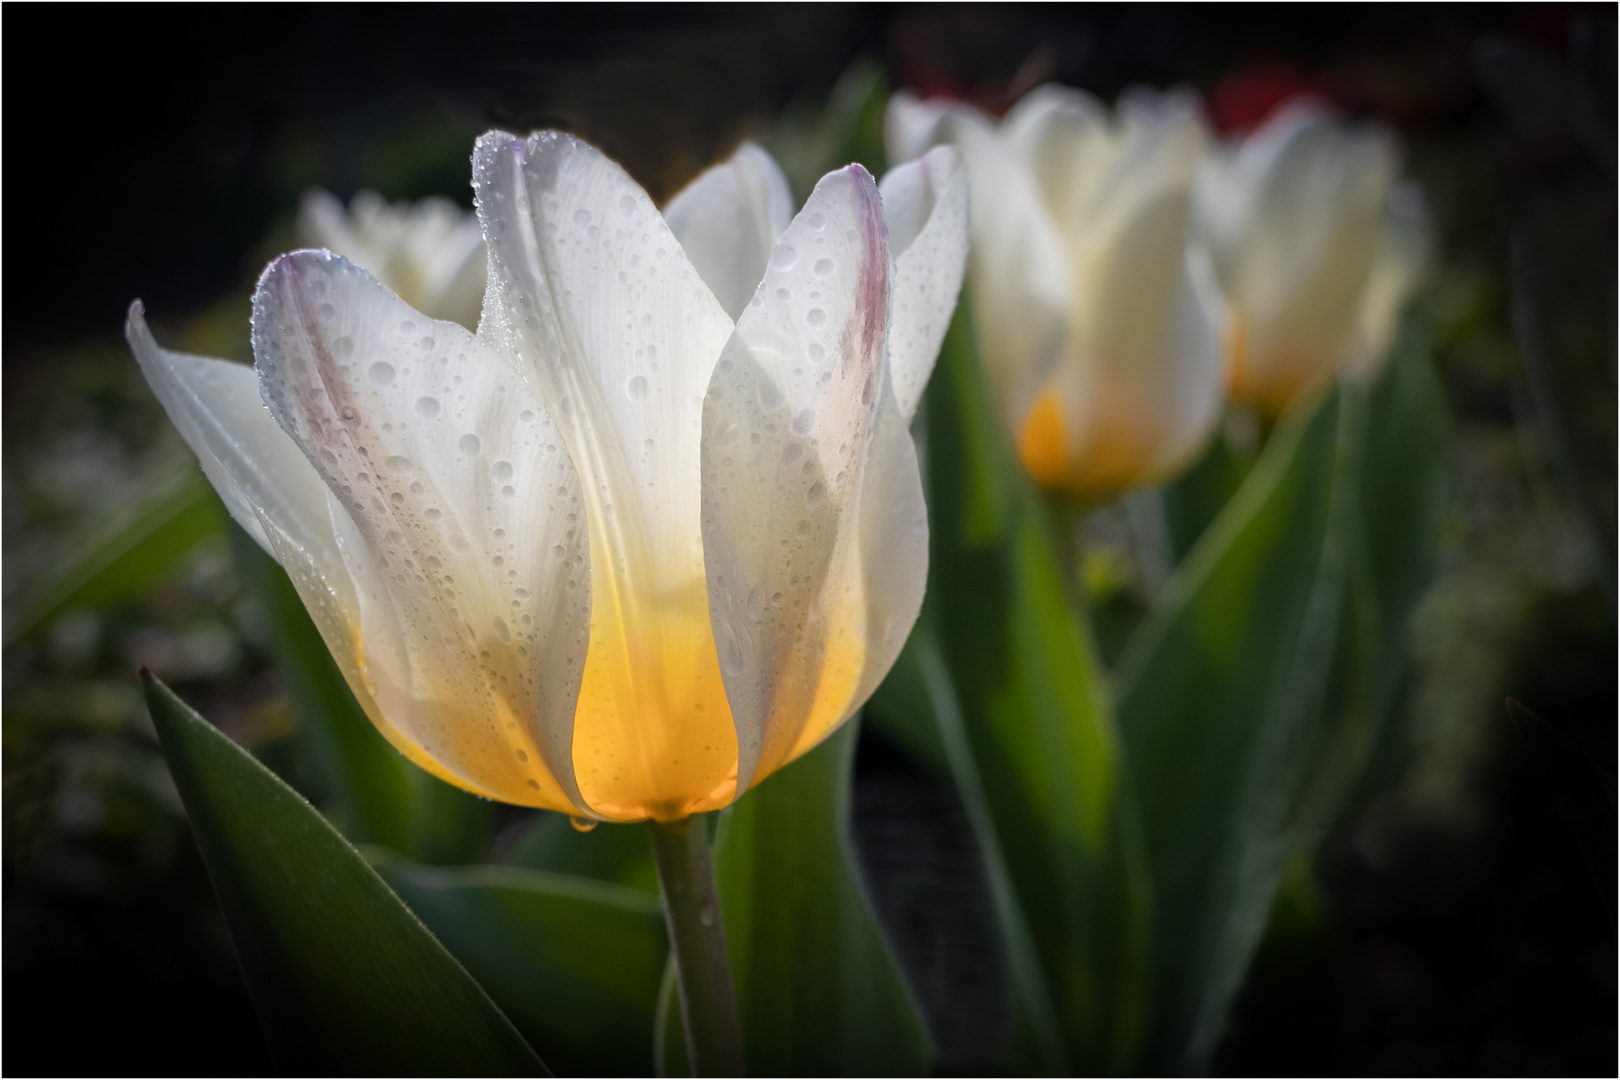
[{"xmin": 570, "ymin": 816, "xmax": 598, "ymax": 833}]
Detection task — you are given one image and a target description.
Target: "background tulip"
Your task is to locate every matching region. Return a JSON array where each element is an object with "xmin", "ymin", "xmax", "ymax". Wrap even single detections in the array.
[
  {"xmin": 888, "ymin": 85, "xmax": 1224, "ymax": 499},
  {"xmin": 297, "ymin": 188, "xmax": 487, "ymax": 330},
  {"xmin": 1195, "ymin": 101, "xmax": 1431, "ymax": 417},
  {"xmin": 129, "ymin": 132, "xmax": 968, "ymax": 825}
]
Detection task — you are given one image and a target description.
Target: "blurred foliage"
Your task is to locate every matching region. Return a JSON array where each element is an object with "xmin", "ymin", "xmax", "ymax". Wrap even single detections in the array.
[{"xmin": 5, "ymin": 6, "xmax": 1613, "ymax": 1076}]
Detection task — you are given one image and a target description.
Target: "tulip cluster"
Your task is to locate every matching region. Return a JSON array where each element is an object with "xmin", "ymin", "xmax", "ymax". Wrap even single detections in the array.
[
  {"xmin": 888, "ymin": 89, "xmax": 1427, "ymax": 499},
  {"xmin": 130, "ymin": 133, "xmax": 968, "ymax": 823}
]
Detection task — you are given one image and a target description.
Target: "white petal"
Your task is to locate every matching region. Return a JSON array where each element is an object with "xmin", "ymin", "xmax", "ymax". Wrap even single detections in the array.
[
  {"xmin": 888, "ymin": 95, "xmax": 1071, "ymax": 431},
  {"xmin": 252, "ymin": 250, "xmax": 593, "ymax": 813},
  {"xmin": 472, "ymin": 131, "xmax": 743, "ymax": 820},
  {"xmin": 1226, "ymin": 108, "xmax": 1397, "ymax": 406},
  {"xmin": 1347, "ymin": 181, "xmax": 1431, "ymax": 382},
  {"xmin": 878, "ymin": 145, "xmax": 969, "ymax": 421},
  {"xmin": 701, "ymin": 163, "xmax": 918, "ymax": 796},
  {"xmin": 1003, "ymin": 83, "xmax": 1112, "ymax": 234},
  {"xmin": 662, "ymin": 142, "xmax": 795, "ymax": 321},
  {"xmin": 126, "ymin": 302, "xmax": 379, "ymax": 778}
]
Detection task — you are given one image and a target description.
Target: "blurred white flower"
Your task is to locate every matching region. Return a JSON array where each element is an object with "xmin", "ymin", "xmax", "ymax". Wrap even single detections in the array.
[
  {"xmin": 889, "ymin": 85, "xmax": 1223, "ymax": 498},
  {"xmin": 130, "ymin": 134, "xmax": 967, "ymax": 822},
  {"xmin": 1195, "ymin": 101, "xmax": 1431, "ymax": 416},
  {"xmin": 298, "ymin": 188, "xmax": 486, "ymax": 330}
]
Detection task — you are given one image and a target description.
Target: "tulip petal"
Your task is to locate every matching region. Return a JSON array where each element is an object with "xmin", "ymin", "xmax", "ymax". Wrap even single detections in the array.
[
  {"xmin": 662, "ymin": 142, "xmax": 795, "ymax": 322},
  {"xmin": 473, "ymin": 131, "xmax": 743, "ymax": 820},
  {"xmin": 1202, "ymin": 104, "xmax": 1398, "ymax": 413},
  {"xmin": 886, "ymin": 92, "xmax": 1070, "ymax": 432},
  {"xmin": 252, "ymin": 249, "xmax": 593, "ymax": 814},
  {"xmin": 701, "ymin": 163, "xmax": 925, "ymax": 796},
  {"xmin": 126, "ymin": 303, "xmax": 413, "ymax": 804},
  {"xmin": 878, "ymin": 145, "xmax": 969, "ymax": 421},
  {"xmin": 1348, "ymin": 182, "xmax": 1431, "ymax": 382}
]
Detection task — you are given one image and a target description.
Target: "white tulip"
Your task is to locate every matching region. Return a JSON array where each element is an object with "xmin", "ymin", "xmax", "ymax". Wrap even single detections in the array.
[
  {"xmin": 130, "ymin": 133, "xmax": 967, "ymax": 822},
  {"xmin": 1195, "ymin": 101, "xmax": 1430, "ymax": 416},
  {"xmin": 888, "ymin": 84, "xmax": 1223, "ymax": 498},
  {"xmin": 298, "ymin": 188, "xmax": 486, "ymax": 330}
]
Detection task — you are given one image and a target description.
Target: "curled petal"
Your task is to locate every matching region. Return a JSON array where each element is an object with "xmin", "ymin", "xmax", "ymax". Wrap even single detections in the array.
[
  {"xmin": 252, "ymin": 250, "xmax": 593, "ymax": 813},
  {"xmin": 125, "ymin": 303, "xmax": 368, "ymax": 690},
  {"xmin": 663, "ymin": 142, "xmax": 795, "ymax": 321},
  {"xmin": 701, "ymin": 162, "xmax": 923, "ymax": 797},
  {"xmin": 473, "ymin": 130, "xmax": 741, "ymax": 820},
  {"xmin": 879, "ymin": 145, "xmax": 970, "ymax": 421}
]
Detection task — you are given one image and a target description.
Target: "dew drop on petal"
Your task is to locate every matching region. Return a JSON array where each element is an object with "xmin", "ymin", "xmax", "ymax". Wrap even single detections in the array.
[
  {"xmin": 386, "ymin": 455, "xmax": 411, "ymax": 472},
  {"xmin": 415, "ymin": 396, "xmax": 441, "ymax": 418},
  {"xmin": 459, "ymin": 433, "xmax": 481, "ymax": 455},
  {"xmin": 570, "ymin": 816, "xmax": 598, "ymax": 833},
  {"xmin": 813, "ymin": 258, "xmax": 834, "ymax": 276},
  {"xmin": 492, "ymin": 460, "xmax": 514, "ymax": 481},
  {"xmin": 369, "ymin": 362, "xmax": 395, "ymax": 385},
  {"xmin": 806, "ymin": 308, "xmax": 826, "ymax": 328},
  {"xmin": 627, "ymin": 375, "xmax": 648, "ymax": 400}
]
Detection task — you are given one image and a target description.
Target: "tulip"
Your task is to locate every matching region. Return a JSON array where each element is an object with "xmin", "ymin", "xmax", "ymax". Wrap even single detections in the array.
[
  {"xmin": 1194, "ymin": 101, "xmax": 1430, "ymax": 417},
  {"xmin": 297, "ymin": 187, "xmax": 486, "ymax": 330},
  {"xmin": 888, "ymin": 85, "xmax": 1224, "ymax": 499},
  {"xmin": 128, "ymin": 132, "xmax": 968, "ymax": 825}
]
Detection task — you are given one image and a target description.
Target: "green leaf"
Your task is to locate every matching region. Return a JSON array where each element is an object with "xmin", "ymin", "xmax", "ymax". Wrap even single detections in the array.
[
  {"xmin": 662, "ymin": 720, "xmax": 934, "ymax": 1076},
  {"xmin": 921, "ymin": 296, "xmax": 1151, "ymax": 1072},
  {"xmin": 1161, "ymin": 428, "xmax": 1257, "ymax": 566},
  {"xmin": 230, "ymin": 525, "xmax": 493, "ymax": 862},
  {"xmin": 139, "ymin": 672, "xmax": 547, "ymax": 1076},
  {"xmin": 371, "ymin": 851, "xmax": 668, "ymax": 1077},
  {"xmin": 5, "ymin": 472, "xmax": 223, "ymax": 647},
  {"xmin": 1115, "ymin": 379, "xmax": 1367, "ymax": 1071}
]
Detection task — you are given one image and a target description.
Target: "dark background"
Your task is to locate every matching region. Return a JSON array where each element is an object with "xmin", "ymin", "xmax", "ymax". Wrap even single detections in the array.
[{"xmin": 5, "ymin": 5, "xmax": 1614, "ymax": 1075}]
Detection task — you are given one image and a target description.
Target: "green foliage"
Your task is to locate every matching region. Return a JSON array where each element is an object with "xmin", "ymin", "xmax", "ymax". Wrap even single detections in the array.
[
  {"xmin": 139, "ymin": 673, "xmax": 547, "ymax": 1076},
  {"xmin": 1116, "ymin": 380, "xmax": 1360, "ymax": 1070},
  {"xmin": 5, "ymin": 473, "xmax": 224, "ymax": 648},
  {"xmin": 661, "ymin": 720, "xmax": 934, "ymax": 1076},
  {"xmin": 372, "ymin": 851, "xmax": 668, "ymax": 1077},
  {"xmin": 915, "ymin": 295, "xmax": 1152, "ymax": 1072}
]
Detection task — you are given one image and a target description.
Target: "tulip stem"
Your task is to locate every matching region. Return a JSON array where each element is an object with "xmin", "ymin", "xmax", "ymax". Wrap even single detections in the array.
[{"xmin": 647, "ymin": 815, "xmax": 744, "ymax": 1076}]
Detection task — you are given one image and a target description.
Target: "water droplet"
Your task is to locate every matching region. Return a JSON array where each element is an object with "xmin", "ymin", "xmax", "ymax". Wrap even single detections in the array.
[
  {"xmin": 806, "ymin": 307, "xmax": 826, "ymax": 328},
  {"xmin": 316, "ymin": 303, "xmax": 336, "ymax": 322},
  {"xmin": 792, "ymin": 408, "xmax": 816, "ymax": 436},
  {"xmin": 386, "ymin": 455, "xmax": 412, "ymax": 472},
  {"xmin": 573, "ymin": 209, "xmax": 592, "ymax": 227},
  {"xmin": 334, "ymin": 336, "xmax": 354, "ymax": 358},
  {"xmin": 459, "ymin": 433, "xmax": 481, "ymax": 455},
  {"xmin": 813, "ymin": 258, "xmax": 834, "ymax": 277},
  {"xmin": 627, "ymin": 375, "xmax": 648, "ymax": 400},
  {"xmin": 492, "ymin": 460, "xmax": 514, "ymax": 481},
  {"xmin": 494, "ymin": 619, "xmax": 511, "ymax": 642},
  {"xmin": 770, "ymin": 243, "xmax": 798, "ymax": 271},
  {"xmin": 775, "ymin": 287, "xmax": 791, "ymax": 302},
  {"xmin": 618, "ymin": 194, "xmax": 636, "ymax": 218},
  {"xmin": 806, "ymin": 481, "xmax": 826, "ymax": 508},
  {"xmin": 570, "ymin": 816, "xmax": 598, "ymax": 833},
  {"xmin": 808, "ymin": 212, "xmax": 825, "ymax": 230},
  {"xmin": 415, "ymin": 396, "xmax": 441, "ymax": 418},
  {"xmin": 368, "ymin": 361, "xmax": 395, "ymax": 385}
]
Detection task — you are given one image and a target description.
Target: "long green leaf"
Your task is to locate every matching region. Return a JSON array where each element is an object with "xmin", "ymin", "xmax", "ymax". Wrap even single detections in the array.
[
  {"xmin": 922, "ymin": 296, "xmax": 1151, "ymax": 1073},
  {"xmin": 661, "ymin": 720, "xmax": 933, "ymax": 1076},
  {"xmin": 5, "ymin": 472, "xmax": 223, "ymax": 646},
  {"xmin": 230, "ymin": 525, "xmax": 493, "ymax": 862},
  {"xmin": 372, "ymin": 851, "xmax": 668, "ymax": 1077},
  {"xmin": 1115, "ymin": 378, "xmax": 1366, "ymax": 1071},
  {"xmin": 140, "ymin": 672, "xmax": 547, "ymax": 1076}
]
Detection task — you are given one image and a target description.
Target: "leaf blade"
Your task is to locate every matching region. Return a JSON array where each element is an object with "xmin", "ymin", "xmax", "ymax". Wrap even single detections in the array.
[{"xmin": 141, "ymin": 672, "xmax": 547, "ymax": 1076}]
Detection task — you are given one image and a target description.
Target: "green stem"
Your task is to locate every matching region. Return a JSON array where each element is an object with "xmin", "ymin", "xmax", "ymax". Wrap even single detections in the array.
[{"xmin": 646, "ymin": 815, "xmax": 744, "ymax": 1076}]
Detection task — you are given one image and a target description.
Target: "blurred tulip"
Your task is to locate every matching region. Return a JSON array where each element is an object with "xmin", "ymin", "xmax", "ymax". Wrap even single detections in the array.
[
  {"xmin": 888, "ymin": 85, "xmax": 1224, "ymax": 499},
  {"xmin": 298, "ymin": 188, "xmax": 486, "ymax": 330},
  {"xmin": 130, "ymin": 133, "xmax": 967, "ymax": 823},
  {"xmin": 1195, "ymin": 101, "xmax": 1431, "ymax": 416}
]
